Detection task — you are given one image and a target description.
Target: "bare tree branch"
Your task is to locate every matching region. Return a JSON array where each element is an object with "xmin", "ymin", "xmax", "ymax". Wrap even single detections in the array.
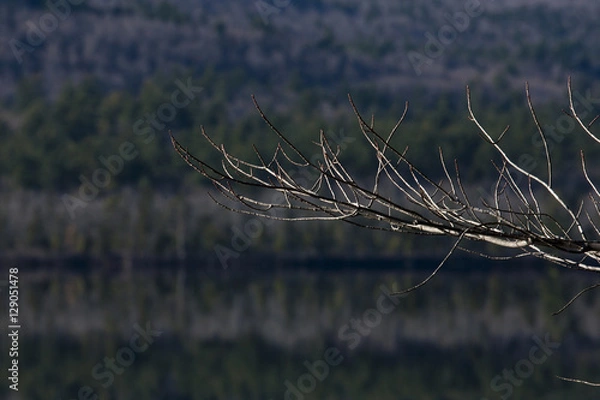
[{"xmin": 170, "ymin": 79, "xmax": 600, "ymax": 278}]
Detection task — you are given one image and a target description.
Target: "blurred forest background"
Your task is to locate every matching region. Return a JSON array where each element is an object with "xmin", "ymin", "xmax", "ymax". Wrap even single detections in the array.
[
  {"xmin": 4, "ymin": 2, "xmax": 600, "ymax": 399},
  {"xmin": 1, "ymin": 0, "xmax": 600, "ymax": 262}
]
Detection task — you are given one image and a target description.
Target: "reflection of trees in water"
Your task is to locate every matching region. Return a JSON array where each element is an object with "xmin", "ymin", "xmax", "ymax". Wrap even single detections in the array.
[
  {"xmin": 20, "ymin": 265, "xmax": 600, "ymax": 347},
  {"xmin": 11, "ymin": 265, "xmax": 600, "ymax": 399}
]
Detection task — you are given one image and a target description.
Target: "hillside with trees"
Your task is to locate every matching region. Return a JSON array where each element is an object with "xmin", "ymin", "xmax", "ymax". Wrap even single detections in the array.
[{"xmin": 1, "ymin": 0, "xmax": 599, "ymax": 262}]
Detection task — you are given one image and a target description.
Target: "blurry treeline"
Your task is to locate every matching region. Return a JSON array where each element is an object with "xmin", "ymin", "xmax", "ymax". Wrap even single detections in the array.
[
  {"xmin": 2, "ymin": 72, "xmax": 600, "ymax": 260},
  {"xmin": 6, "ymin": 72, "xmax": 596, "ymax": 191},
  {"xmin": 2, "ymin": 0, "xmax": 600, "ymax": 259},
  {"xmin": 2, "ymin": 0, "xmax": 599, "ymax": 99}
]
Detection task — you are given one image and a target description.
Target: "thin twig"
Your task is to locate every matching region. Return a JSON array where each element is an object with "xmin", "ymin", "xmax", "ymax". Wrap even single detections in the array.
[{"xmin": 553, "ymin": 283, "xmax": 600, "ymax": 316}]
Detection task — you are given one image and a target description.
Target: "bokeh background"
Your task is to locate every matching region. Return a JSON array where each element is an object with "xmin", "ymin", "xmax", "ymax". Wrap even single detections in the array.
[{"xmin": 1, "ymin": 0, "xmax": 600, "ymax": 399}]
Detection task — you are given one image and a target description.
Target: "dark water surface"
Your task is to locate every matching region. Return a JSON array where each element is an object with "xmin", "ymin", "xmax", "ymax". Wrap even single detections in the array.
[{"xmin": 4, "ymin": 259, "xmax": 600, "ymax": 400}]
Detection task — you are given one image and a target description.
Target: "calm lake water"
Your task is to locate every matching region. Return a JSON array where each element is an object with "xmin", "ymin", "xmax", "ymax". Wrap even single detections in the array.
[{"xmin": 4, "ymin": 258, "xmax": 600, "ymax": 400}]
